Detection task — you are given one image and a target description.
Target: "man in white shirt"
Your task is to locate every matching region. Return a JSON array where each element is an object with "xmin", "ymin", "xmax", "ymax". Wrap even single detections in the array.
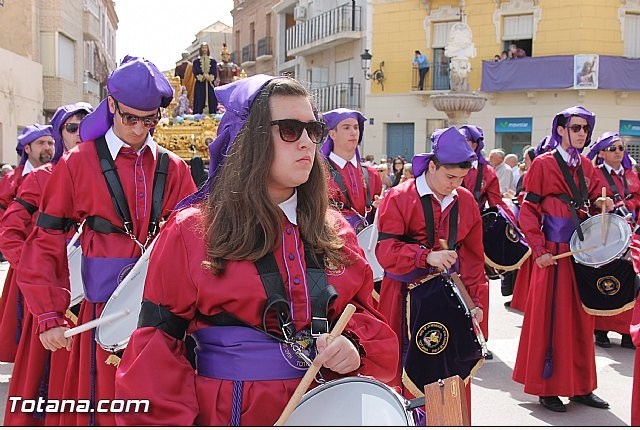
[{"xmin": 489, "ymin": 148, "xmax": 513, "ymax": 195}]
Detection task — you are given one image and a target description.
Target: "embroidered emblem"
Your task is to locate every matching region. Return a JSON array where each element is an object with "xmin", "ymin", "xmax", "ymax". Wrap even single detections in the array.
[
  {"xmin": 505, "ymin": 224, "xmax": 520, "ymax": 243},
  {"xmin": 596, "ymin": 276, "xmax": 621, "ymax": 296},
  {"xmin": 324, "ymin": 256, "xmax": 345, "ymax": 276},
  {"xmin": 280, "ymin": 329, "xmax": 316, "ymax": 370},
  {"xmin": 117, "ymin": 263, "xmax": 135, "ymax": 284},
  {"xmin": 416, "ymin": 322, "xmax": 449, "ymax": 355}
]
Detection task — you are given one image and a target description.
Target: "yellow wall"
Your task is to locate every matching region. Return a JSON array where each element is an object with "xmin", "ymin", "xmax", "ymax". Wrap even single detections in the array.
[{"xmin": 372, "ymin": 0, "xmax": 626, "ymax": 94}]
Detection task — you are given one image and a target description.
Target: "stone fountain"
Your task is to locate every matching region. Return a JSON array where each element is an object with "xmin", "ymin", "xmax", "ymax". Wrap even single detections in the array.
[{"xmin": 430, "ymin": 22, "xmax": 487, "ymax": 128}]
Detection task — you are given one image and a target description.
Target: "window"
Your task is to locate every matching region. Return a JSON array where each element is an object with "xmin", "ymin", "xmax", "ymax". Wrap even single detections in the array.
[
  {"xmin": 431, "ymin": 21, "xmax": 456, "ymax": 91},
  {"xmin": 58, "ymin": 33, "xmax": 75, "ymax": 81},
  {"xmin": 40, "ymin": 32, "xmax": 56, "ymax": 77},
  {"xmin": 502, "ymin": 14, "xmax": 533, "ymax": 57},
  {"xmin": 84, "ymin": 41, "xmax": 95, "ymax": 76},
  {"xmin": 84, "ymin": 0, "xmax": 99, "ymax": 18},
  {"xmin": 625, "ymin": 13, "xmax": 640, "ymax": 58}
]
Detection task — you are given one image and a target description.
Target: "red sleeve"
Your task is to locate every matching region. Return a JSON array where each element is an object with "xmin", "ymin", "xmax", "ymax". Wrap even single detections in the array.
[
  {"xmin": 115, "ymin": 213, "xmax": 199, "ymax": 425},
  {"xmin": 630, "ymin": 233, "xmax": 640, "ymax": 346},
  {"xmin": 17, "ymin": 160, "xmax": 76, "ymax": 333},
  {"xmin": 376, "ymin": 188, "xmax": 431, "ymax": 275},
  {"xmin": 0, "ymin": 170, "xmax": 17, "ymax": 217},
  {"xmin": 519, "ymin": 158, "xmax": 548, "ymax": 259},
  {"xmin": 625, "ymin": 171, "xmax": 640, "ymax": 212},
  {"xmin": 457, "ymin": 198, "xmax": 488, "ymax": 310}
]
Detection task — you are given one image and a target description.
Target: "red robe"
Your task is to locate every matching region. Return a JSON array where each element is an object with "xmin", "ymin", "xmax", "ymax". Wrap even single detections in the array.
[
  {"xmin": 593, "ymin": 167, "xmax": 640, "ymax": 334},
  {"xmin": 375, "ymin": 179, "xmax": 487, "ymax": 393},
  {"xmin": 327, "ymin": 159, "xmax": 382, "ymax": 222},
  {"xmin": 629, "ymin": 233, "xmax": 640, "ymax": 425},
  {"xmin": 16, "ymin": 140, "xmax": 196, "ymax": 426},
  {"xmin": 0, "ymin": 164, "xmax": 28, "ymax": 362},
  {"xmin": 114, "ymin": 206, "xmax": 398, "ymax": 426},
  {"xmin": 513, "ymin": 152, "xmax": 603, "ymax": 396}
]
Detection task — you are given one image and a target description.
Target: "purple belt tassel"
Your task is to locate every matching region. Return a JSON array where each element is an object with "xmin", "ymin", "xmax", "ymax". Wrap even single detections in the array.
[
  {"xmin": 15, "ymin": 291, "xmax": 24, "ymax": 344},
  {"xmin": 230, "ymin": 380, "xmax": 243, "ymax": 426},
  {"xmin": 33, "ymin": 351, "xmax": 52, "ymax": 420},
  {"xmin": 543, "ymin": 243, "xmax": 560, "ymax": 380}
]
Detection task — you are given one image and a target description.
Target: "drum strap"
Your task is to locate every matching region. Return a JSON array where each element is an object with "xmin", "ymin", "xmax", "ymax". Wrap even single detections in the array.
[
  {"xmin": 420, "ymin": 194, "xmax": 458, "ymax": 250},
  {"xmin": 36, "ymin": 212, "xmax": 77, "ymax": 232},
  {"xmin": 472, "ymin": 164, "xmax": 484, "ymax": 205},
  {"xmin": 326, "ymin": 159, "xmax": 372, "ymax": 214},
  {"xmin": 600, "ymin": 165, "xmax": 629, "ymax": 202},
  {"xmin": 552, "ymin": 150, "xmax": 589, "ymax": 241},
  {"xmin": 14, "ymin": 197, "xmax": 38, "ymax": 215},
  {"xmin": 138, "ymin": 299, "xmax": 189, "ymax": 341},
  {"xmin": 91, "ymin": 136, "xmax": 170, "ymax": 241}
]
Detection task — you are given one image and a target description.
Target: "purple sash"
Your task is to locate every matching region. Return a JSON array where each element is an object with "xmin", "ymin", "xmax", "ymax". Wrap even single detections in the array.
[
  {"xmin": 192, "ymin": 326, "xmax": 308, "ymax": 381},
  {"xmin": 343, "ymin": 213, "xmax": 367, "ymax": 233},
  {"xmin": 80, "ymin": 256, "xmax": 138, "ymax": 303},
  {"xmin": 541, "ymin": 215, "xmax": 576, "ymax": 244}
]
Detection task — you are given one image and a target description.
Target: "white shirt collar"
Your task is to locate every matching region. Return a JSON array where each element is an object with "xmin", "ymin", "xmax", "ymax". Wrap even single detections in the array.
[
  {"xmin": 105, "ymin": 127, "xmax": 157, "ymax": 161},
  {"xmin": 329, "ymin": 151, "xmax": 358, "ymax": 169},
  {"xmin": 603, "ymin": 162, "xmax": 624, "ymax": 176},
  {"xmin": 416, "ymin": 172, "xmax": 457, "ymax": 210},
  {"xmin": 471, "ymin": 160, "xmax": 478, "ymax": 169},
  {"xmin": 22, "ymin": 160, "xmax": 35, "ymax": 176},
  {"xmin": 278, "ymin": 190, "xmax": 298, "ymax": 225},
  {"xmin": 555, "ymin": 145, "xmax": 572, "ymax": 164}
]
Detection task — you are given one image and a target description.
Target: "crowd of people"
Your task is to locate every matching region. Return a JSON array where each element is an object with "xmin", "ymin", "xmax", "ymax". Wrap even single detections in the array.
[{"xmin": 0, "ymin": 56, "xmax": 640, "ymax": 426}]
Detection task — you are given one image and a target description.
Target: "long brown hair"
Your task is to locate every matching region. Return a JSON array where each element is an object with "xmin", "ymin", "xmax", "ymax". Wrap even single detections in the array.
[{"xmin": 202, "ymin": 78, "xmax": 346, "ymax": 275}]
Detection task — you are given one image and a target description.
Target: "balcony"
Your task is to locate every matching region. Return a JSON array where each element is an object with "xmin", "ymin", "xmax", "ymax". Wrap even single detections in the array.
[
  {"xmin": 286, "ymin": 4, "xmax": 362, "ymax": 57},
  {"xmin": 481, "ymin": 55, "xmax": 640, "ymax": 93},
  {"xmin": 241, "ymin": 44, "xmax": 256, "ymax": 69},
  {"xmin": 257, "ymin": 36, "xmax": 273, "ymax": 62},
  {"xmin": 83, "ymin": 8, "xmax": 101, "ymax": 41},
  {"xmin": 311, "ymin": 82, "xmax": 361, "ymax": 112}
]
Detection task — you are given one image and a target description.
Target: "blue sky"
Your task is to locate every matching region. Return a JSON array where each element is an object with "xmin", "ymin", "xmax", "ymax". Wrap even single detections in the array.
[{"xmin": 115, "ymin": 0, "xmax": 234, "ymax": 72}]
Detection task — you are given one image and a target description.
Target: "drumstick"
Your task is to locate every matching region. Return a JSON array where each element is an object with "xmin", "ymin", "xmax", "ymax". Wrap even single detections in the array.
[
  {"xmin": 601, "ymin": 187, "xmax": 607, "ymax": 245},
  {"xmin": 63, "ymin": 309, "xmax": 130, "ymax": 338},
  {"xmin": 550, "ymin": 246, "xmax": 596, "ymax": 261},
  {"xmin": 274, "ymin": 303, "xmax": 356, "ymax": 426}
]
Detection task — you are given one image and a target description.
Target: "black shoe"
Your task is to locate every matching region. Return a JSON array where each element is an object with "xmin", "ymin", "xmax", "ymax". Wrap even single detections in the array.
[
  {"xmin": 621, "ymin": 334, "xmax": 636, "ymax": 349},
  {"xmin": 484, "ymin": 349, "xmax": 494, "ymax": 360},
  {"xmin": 504, "ymin": 301, "xmax": 512, "ymax": 308},
  {"xmin": 568, "ymin": 393, "xmax": 610, "ymax": 409},
  {"xmin": 539, "ymin": 396, "xmax": 566, "ymax": 412},
  {"xmin": 595, "ymin": 330, "xmax": 611, "ymax": 348}
]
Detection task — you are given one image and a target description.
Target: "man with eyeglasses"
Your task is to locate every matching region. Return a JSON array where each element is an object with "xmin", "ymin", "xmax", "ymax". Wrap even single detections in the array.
[
  {"xmin": 0, "ymin": 124, "xmax": 55, "ymax": 365},
  {"xmin": 585, "ymin": 132, "xmax": 640, "ymax": 352},
  {"xmin": 0, "ymin": 102, "xmax": 92, "ymax": 425},
  {"xmin": 320, "ymin": 108, "xmax": 382, "ymax": 234},
  {"xmin": 513, "ymin": 106, "xmax": 613, "ymax": 413},
  {"xmin": 15, "ymin": 56, "xmax": 196, "ymax": 426}
]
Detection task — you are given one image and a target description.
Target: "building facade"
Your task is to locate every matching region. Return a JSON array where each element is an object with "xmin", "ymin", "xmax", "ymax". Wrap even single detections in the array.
[
  {"xmin": 364, "ymin": 0, "xmax": 640, "ymax": 163},
  {"xmin": 0, "ymin": 0, "xmax": 117, "ymax": 164},
  {"xmin": 183, "ymin": 21, "xmax": 233, "ymax": 64},
  {"xmin": 232, "ymin": 0, "xmax": 278, "ymax": 77}
]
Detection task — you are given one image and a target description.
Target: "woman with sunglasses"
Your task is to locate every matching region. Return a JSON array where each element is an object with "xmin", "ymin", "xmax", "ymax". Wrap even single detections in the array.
[
  {"xmin": 585, "ymin": 132, "xmax": 640, "ymax": 351},
  {"xmin": 114, "ymin": 75, "xmax": 397, "ymax": 426},
  {"xmin": 391, "ymin": 157, "xmax": 405, "ymax": 187},
  {"xmin": 513, "ymin": 106, "xmax": 613, "ymax": 413},
  {"xmin": 0, "ymin": 103, "xmax": 94, "ymax": 426}
]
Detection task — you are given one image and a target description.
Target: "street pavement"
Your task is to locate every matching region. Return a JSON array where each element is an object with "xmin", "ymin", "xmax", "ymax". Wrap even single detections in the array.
[{"xmin": 0, "ymin": 261, "xmax": 634, "ymax": 426}]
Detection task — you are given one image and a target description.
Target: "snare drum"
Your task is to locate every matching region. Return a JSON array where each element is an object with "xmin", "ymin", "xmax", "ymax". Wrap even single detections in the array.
[
  {"xmin": 357, "ymin": 224, "xmax": 384, "ymax": 282},
  {"xmin": 66, "ymin": 231, "xmax": 84, "ymax": 307},
  {"xmin": 481, "ymin": 206, "xmax": 531, "ymax": 272},
  {"xmin": 570, "ymin": 213, "xmax": 636, "ymax": 316},
  {"xmin": 95, "ymin": 240, "xmax": 155, "ymax": 352},
  {"xmin": 284, "ymin": 376, "xmax": 415, "ymax": 426}
]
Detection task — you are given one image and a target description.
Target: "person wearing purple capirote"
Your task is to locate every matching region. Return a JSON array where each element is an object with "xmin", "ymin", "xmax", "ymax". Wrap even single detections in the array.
[
  {"xmin": 320, "ymin": 108, "xmax": 382, "ymax": 233},
  {"xmin": 16, "ymin": 56, "xmax": 196, "ymax": 426}
]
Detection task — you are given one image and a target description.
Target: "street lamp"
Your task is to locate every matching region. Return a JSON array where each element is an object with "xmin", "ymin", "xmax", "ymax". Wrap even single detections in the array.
[{"xmin": 360, "ymin": 49, "xmax": 385, "ymax": 90}]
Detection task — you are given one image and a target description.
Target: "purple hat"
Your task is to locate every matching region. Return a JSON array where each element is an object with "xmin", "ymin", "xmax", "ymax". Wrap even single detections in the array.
[
  {"xmin": 16, "ymin": 124, "xmax": 54, "ymax": 165},
  {"xmin": 412, "ymin": 126, "xmax": 478, "ymax": 177},
  {"xmin": 320, "ymin": 108, "xmax": 366, "ymax": 161},
  {"xmin": 586, "ymin": 131, "xmax": 632, "ymax": 170},
  {"xmin": 176, "ymin": 74, "xmax": 275, "ymax": 208},
  {"xmin": 550, "ymin": 106, "xmax": 595, "ymax": 166},
  {"xmin": 459, "ymin": 124, "xmax": 487, "ymax": 165},
  {"xmin": 534, "ymin": 135, "xmax": 553, "ymax": 156},
  {"xmin": 51, "ymin": 102, "xmax": 94, "ymax": 161},
  {"xmin": 79, "ymin": 55, "xmax": 174, "ymax": 142}
]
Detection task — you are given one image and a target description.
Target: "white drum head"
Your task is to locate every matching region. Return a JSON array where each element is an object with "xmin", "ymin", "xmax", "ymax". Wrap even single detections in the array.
[
  {"xmin": 570, "ymin": 213, "xmax": 631, "ymax": 268},
  {"xmin": 67, "ymin": 242, "xmax": 84, "ymax": 307},
  {"xmin": 357, "ymin": 225, "xmax": 384, "ymax": 282},
  {"xmin": 284, "ymin": 377, "xmax": 413, "ymax": 426}
]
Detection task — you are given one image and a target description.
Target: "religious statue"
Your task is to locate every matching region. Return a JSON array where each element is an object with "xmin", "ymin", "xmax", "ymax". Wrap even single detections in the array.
[
  {"xmin": 173, "ymin": 86, "xmax": 191, "ymax": 117},
  {"xmin": 444, "ymin": 22, "xmax": 476, "ymax": 93},
  {"xmin": 192, "ymin": 42, "xmax": 218, "ymax": 114},
  {"xmin": 217, "ymin": 42, "xmax": 239, "ymax": 86}
]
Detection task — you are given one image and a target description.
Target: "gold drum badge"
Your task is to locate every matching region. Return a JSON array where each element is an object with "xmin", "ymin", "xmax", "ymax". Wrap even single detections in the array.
[{"xmin": 416, "ymin": 322, "xmax": 449, "ymax": 355}]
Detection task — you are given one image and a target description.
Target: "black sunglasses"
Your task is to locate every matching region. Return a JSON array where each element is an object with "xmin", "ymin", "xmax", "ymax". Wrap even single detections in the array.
[
  {"xmin": 113, "ymin": 99, "xmax": 160, "ymax": 128},
  {"xmin": 64, "ymin": 123, "xmax": 80, "ymax": 133},
  {"xmin": 604, "ymin": 144, "xmax": 626, "ymax": 152},
  {"xmin": 567, "ymin": 124, "xmax": 591, "ymax": 133},
  {"xmin": 270, "ymin": 119, "xmax": 328, "ymax": 145}
]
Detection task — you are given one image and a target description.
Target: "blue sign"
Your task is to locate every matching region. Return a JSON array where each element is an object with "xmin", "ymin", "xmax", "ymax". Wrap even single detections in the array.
[
  {"xmin": 620, "ymin": 120, "xmax": 640, "ymax": 136},
  {"xmin": 495, "ymin": 117, "xmax": 532, "ymax": 133}
]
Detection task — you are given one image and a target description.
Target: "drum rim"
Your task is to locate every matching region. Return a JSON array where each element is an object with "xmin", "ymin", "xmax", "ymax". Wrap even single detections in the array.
[
  {"xmin": 291, "ymin": 376, "xmax": 414, "ymax": 425},
  {"xmin": 570, "ymin": 213, "xmax": 631, "ymax": 267}
]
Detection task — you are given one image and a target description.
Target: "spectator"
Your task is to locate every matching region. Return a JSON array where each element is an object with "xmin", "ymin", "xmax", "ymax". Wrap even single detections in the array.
[
  {"xmin": 509, "ymin": 43, "xmax": 526, "ymax": 59},
  {"xmin": 412, "ymin": 50, "xmax": 430, "ymax": 91},
  {"xmin": 504, "ymin": 153, "xmax": 520, "ymax": 191},
  {"xmin": 390, "ymin": 156, "xmax": 405, "ymax": 187},
  {"xmin": 400, "ymin": 162, "xmax": 414, "ymax": 182},
  {"xmin": 501, "ymin": 50, "xmax": 509, "ymax": 61},
  {"xmin": 489, "ymin": 148, "xmax": 513, "ymax": 194},
  {"xmin": 377, "ymin": 163, "xmax": 393, "ymax": 191}
]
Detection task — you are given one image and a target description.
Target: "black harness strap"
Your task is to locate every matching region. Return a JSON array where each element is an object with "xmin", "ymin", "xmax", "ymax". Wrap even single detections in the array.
[
  {"xmin": 377, "ymin": 232, "xmax": 423, "ymax": 245},
  {"xmin": 149, "ymin": 148, "xmax": 170, "ymax": 237},
  {"xmin": 420, "ymin": 193, "xmax": 459, "ymax": 250},
  {"xmin": 552, "ymin": 150, "xmax": 589, "ymax": 241},
  {"xmin": 255, "ymin": 252, "xmax": 296, "ymax": 340},
  {"xmin": 0, "ymin": 203, "xmax": 7, "ymax": 210},
  {"xmin": 138, "ymin": 299, "xmax": 189, "ymax": 341},
  {"xmin": 14, "ymin": 197, "xmax": 37, "ymax": 215},
  {"xmin": 36, "ymin": 212, "xmax": 76, "ymax": 232},
  {"xmin": 326, "ymin": 159, "xmax": 372, "ymax": 214},
  {"xmin": 473, "ymin": 164, "xmax": 484, "ymax": 204},
  {"xmin": 303, "ymin": 244, "xmax": 338, "ymax": 336},
  {"xmin": 600, "ymin": 165, "xmax": 629, "ymax": 203},
  {"xmin": 524, "ymin": 192, "xmax": 543, "ymax": 204}
]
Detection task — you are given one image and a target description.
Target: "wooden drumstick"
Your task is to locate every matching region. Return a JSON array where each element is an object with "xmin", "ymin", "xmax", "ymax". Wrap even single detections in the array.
[
  {"xmin": 601, "ymin": 187, "xmax": 607, "ymax": 245},
  {"xmin": 550, "ymin": 246, "xmax": 596, "ymax": 261},
  {"xmin": 63, "ymin": 309, "xmax": 130, "ymax": 338},
  {"xmin": 274, "ymin": 303, "xmax": 356, "ymax": 426}
]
